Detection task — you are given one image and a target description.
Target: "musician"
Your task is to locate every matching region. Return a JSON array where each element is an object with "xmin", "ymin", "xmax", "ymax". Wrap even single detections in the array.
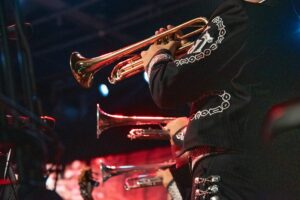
[{"xmin": 141, "ymin": 0, "xmax": 299, "ymax": 199}]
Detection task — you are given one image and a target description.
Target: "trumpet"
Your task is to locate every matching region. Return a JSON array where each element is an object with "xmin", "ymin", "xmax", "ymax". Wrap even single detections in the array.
[
  {"xmin": 70, "ymin": 17, "xmax": 208, "ymax": 88},
  {"xmin": 124, "ymin": 174, "xmax": 163, "ymax": 190},
  {"xmin": 100, "ymin": 161, "xmax": 175, "ymax": 184},
  {"xmin": 97, "ymin": 104, "xmax": 176, "ymax": 138},
  {"xmin": 127, "ymin": 128, "xmax": 170, "ymax": 140}
]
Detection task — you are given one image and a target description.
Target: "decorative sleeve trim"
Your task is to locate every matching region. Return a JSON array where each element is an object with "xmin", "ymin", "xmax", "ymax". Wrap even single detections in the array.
[
  {"xmin": 171, "ymin": 126, "xmax": 187, "ymax": 156},
  {"xmin": 174, "ymin": 16, "xmax": 226, "ymax": 67},
  {"xmin": 146, "ymin": 50, "xmax": 173, "ymax": 79}
]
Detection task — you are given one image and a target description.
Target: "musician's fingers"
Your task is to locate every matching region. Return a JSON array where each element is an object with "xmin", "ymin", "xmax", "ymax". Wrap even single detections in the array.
[
  {"xmin": 167, "ymin": 25, "xmax": 174, "ymax": 30},
  {"xmin": 159, "ymin": 27, "xmax": 166, "ymax": 33},
  {"xmin": 156, "ymin": 28, "xmax": 164, "ymax": 43}
]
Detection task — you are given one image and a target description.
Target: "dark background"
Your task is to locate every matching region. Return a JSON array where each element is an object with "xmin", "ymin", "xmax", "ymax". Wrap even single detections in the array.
[{"xmin": 3, "ymin": 0, "xmax": 300, "ymax": 163}]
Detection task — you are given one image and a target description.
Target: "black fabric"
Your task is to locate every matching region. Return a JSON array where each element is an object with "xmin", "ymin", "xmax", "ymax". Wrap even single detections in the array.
[
  {"xmin": 172, "ymin": 126, "xmax": 186, "ymax": 148},
  {"xmin": 191, "ymin": 153, "xmax": 261, "ymax": 200},
  {"xmin": 146, "ymin": 0, "xmax": 300, "ymax": 199},
  {"xmin": 192, "ymin": 152, "xmax": 300, "ymax": 200},
  {"xmin": 191, "ymin": 0, "xmax": 224, "ymax": 19},
  {"xmin": 170, "ymin": 163, "xmax": 192, "ymax": 200},
  {"xmin": 147, "ymin": 0, "xmax": 300, "ymax": 153}
]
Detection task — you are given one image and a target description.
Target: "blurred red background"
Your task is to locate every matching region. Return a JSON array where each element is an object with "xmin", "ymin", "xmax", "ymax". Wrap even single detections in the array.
[{"xmin": 47, "ymin": 147, "xmax": 172, "ymax": 200}]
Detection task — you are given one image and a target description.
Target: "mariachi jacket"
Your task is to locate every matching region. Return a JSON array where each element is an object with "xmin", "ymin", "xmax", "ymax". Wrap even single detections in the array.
[{"xmin": 146, "ymin": 0, "xmax": 300, "ymax": 154}]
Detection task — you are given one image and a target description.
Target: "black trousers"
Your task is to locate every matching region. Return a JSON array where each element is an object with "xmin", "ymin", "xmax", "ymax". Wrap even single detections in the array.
[{"xmin": 191, "ymin": 153, "xmax": 261, "ymax": 200}]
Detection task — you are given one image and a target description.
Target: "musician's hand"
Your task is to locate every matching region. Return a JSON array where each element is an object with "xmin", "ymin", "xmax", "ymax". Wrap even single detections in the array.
[
  {"xmin": 156, "ymin": 169, "xmax": 173, "ymax": 188},
  {"xmin": 141, "ymin": 26, "xmax": 180, "ymax": 69},
  {"xmin": 163, "ymin": 117, "xmax": 189, "ymax": 145}
]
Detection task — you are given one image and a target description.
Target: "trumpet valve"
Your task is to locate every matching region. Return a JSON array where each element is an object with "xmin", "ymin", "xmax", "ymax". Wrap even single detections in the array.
[{"xmin": 108, "ymin": 55, "xmax": 143, "ymax": 84}]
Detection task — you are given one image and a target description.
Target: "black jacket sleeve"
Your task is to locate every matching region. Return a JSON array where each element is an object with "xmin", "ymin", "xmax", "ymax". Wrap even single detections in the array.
[
  {"xmin": 146, "ymin": 0, "xmax": 248, "ymax": 108},
  {"xmin": 169, "ymin": 164, "xmax": 192, "ymax": 200}
]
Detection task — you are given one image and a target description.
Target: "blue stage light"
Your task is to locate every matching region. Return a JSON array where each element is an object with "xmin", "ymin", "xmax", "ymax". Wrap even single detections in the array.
[
  {"xmin": 297, "ymin": 20, "xmax": 300, "ymax": 33},
  {"xmin": 292, "ymin": 1, "xmax": 300, "ymax": 33},
  {"xmin": 98, "ymin": 84, "xmax": 109, "ymax": 97},
  {"xmin": 143, "ymin": 72, "xmax": 149, "ymax": 83}
]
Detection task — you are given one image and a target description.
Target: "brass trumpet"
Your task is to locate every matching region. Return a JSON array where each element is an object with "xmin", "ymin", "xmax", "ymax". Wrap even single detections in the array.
[
  {"xmin": 124, "ymin": 174, "xmax": 163, "ymax": 190},
  {"xmin": 70, "ymin": 17, "xmax": 208, "ymax": 88},
  {"xmin": 100, "ymin": 161, "xmax": 175, "ymax": 184},
  {"xmin": 97, "ymin": 104, "xmax": 176, "ymax": 138}
]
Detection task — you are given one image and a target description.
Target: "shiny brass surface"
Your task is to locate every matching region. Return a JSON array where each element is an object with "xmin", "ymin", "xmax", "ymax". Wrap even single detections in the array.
[
  {"xmin": 124, "ymin": 174, "xmax": 163, "ymax": 190},
  {"xmin": 100, "ymin": 161, "xmax": 175, "ymax": 184},
  {"xmin": 70, "ymin": 17, "xmax": 208, "ymax": 88},
  {"xmin": 97, "ymin": 104, "xmax": 175, "ymax": 138}
]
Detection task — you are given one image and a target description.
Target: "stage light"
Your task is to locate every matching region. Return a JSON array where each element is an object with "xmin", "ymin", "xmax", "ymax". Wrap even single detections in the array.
[
  {"xmin": 98, "ymin": 84, "xmax": 109, "ymax": 97},
  {"xmin": 297, "ymin": 20, "xmax": 300, "ymax": 34},
  {"xmin": 143, "ymin": 72, "xmax": 149, "ymax": 83},
  {"xmin": 293, "ymin": 1, "xmax": 300, "ymax": 33}
]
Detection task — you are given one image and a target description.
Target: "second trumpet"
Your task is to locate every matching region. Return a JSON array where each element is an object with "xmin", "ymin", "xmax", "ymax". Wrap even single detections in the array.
[{"xmin": 97, "ymin": 104, "xmax": 176, "ymax": 138}]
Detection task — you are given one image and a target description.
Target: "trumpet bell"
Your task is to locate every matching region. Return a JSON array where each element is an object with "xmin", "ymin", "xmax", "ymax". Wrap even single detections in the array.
[
  {"xmin": 96, "ymin": 104, "xmax": 176, "ymax": 138},
  {"xmin": 70, "ymin": 52, "xmax": 94, "ymax": 88},
  {"xmin": 100, "ymin": 162, "xmax": 113, "ymax": 183}
]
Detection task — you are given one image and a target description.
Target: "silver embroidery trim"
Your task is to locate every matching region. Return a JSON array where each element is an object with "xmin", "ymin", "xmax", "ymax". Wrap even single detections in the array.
[
  {"xmin": 147, "ymin": 53, "xmax": 173, "ymax": 79},
  {"xmin": 174, "ymin": 16, "xmax": 226, "ymax": 67},
  {"xmin": 191, "ymin": 91, "xmax": 231, "ymax": 121},
  {"xmin": 168, "ymin": 181, "xmax": 183, "ymax": 200},
  {"xmin": 175, "ymin": 126, "xmax": 187, "ymax": 141}
]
